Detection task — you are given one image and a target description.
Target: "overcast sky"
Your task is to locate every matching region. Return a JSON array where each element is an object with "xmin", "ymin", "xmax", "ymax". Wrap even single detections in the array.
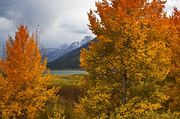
[{"xmin": 0, "ymin": 0, "xmax": 179, "ymax": 48}]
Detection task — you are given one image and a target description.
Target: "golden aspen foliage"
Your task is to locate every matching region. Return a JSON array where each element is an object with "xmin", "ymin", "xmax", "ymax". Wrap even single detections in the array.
[
  {"xmin": 0, "ymin": 25, "xmax": 59, "ymax": 119},
  {"xmin": 81, "ymin": 0, "xmax": 171, "ymax": 82},
  {"xmin": 167, "ymin": 8, "xmax": 180, "ymax": 76},
  {"xmin": 75, "ymin": 83, "xmax": 112, "ymax": 119},
  {"xmin": 164, "ymin": 8, "xmax": 180, "ymax": 112},
  {"xmin": 77, "ymin": 0, "xmax": 178, "ymax": 118}
]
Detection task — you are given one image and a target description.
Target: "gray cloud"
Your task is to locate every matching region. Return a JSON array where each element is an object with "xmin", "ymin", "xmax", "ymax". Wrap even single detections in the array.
[
  {"xmin": 0, "ymin": 0, "xmax": 179, "ymax": 48},
  {"xmin": 0, "ymin": 0, "xmax": 96, "ymax": 47}
]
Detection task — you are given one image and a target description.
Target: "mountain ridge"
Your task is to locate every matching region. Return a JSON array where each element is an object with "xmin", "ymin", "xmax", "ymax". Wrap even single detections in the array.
[
  {"xmin": 47, "ymin": 38, "xmax": 96, "ymax": 70},
  {"xmin": 41, "ymin": 36, "xmax": 93, "ymax": 62}
]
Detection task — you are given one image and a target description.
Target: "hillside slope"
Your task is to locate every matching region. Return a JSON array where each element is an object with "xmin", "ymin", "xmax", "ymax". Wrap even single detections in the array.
[
  {"xmin": 47, "ymin": 40, "xmax": 92, "ymax": 70},
  {"xmin": 42, "ymin": 36, "xmax": 93, "ymax": 62}
]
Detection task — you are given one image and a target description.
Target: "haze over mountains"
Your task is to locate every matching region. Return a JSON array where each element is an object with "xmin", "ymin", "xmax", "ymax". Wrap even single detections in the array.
[
  {"xmin": 41, "ymin": 36, "xmax": 93, "ymax": 62},
  {"xmin": 47, "ymin": 38, "xmax": 95, "ymax": 70}
]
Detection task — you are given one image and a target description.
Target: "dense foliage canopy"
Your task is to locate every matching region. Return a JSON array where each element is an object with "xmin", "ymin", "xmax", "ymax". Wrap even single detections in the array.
[
  {"xmin": 77, "ymin": 0, "xmax": 180, "ymax": 118},
  {"xmin": 0, "ymin": 25, "xmax": 59, "ymax": 119}
]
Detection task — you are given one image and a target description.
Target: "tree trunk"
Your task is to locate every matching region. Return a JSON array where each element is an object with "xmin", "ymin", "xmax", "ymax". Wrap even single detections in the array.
[{"xmin": 122, "ymin": 73, "xmax": 127, "ymax": 105}]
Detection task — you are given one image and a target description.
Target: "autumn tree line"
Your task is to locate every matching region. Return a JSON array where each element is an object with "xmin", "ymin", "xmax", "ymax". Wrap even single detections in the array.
[{"xmin": 0, "ymin": 0, "xmax": 180, "ymax": 119}]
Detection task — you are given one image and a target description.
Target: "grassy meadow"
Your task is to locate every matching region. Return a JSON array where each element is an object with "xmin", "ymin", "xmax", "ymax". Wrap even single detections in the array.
[
  {"xmin": 45, "ymin": 74, "xmax": 85, "ymax": 119},
  {"xmin": 0, "ymin": 0, "xmax": 179, "ymax": 118}
]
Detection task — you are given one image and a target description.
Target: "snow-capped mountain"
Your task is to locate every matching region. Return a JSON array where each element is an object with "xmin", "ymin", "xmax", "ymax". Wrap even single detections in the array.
[
  {"xmin": 41, "ymin": 44, "xmax": 69, "ymax": 62},
  {"xmin": 41, "ymin": 36, "xmax": 93, "ymax": 62},
  {"xmin": 80, "ymin": 36, "xmax": 93, "ymax": 45}
]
